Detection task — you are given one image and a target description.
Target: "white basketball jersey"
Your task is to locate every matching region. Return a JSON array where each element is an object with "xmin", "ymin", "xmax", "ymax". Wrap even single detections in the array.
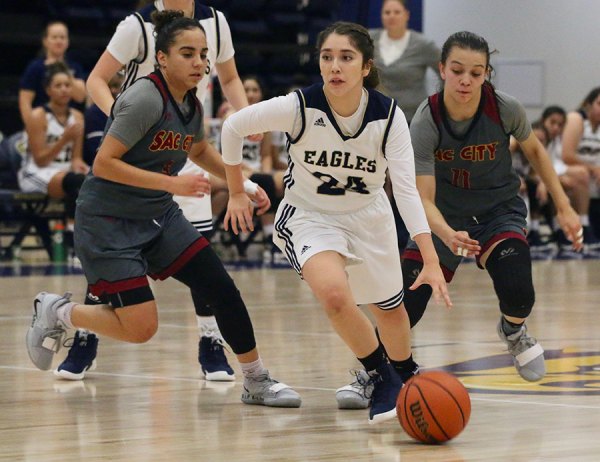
[
  {"xmin": 284, "ymin": 84, "xmax": 396, "ymax": 213},
  {"xmin": 242, "ymin": 138, "xmax": 262, "ymax": 171},
  {"xmin": 112, "ymin": 2, "xmax": 232, "ymax": 103},
  {"xmin": 578, "ymin": 117, "xmax": 600, "ymax": 167},
  {"xmin": 40, "ymin": 107, "xmax": 75, "ymax": 165}
]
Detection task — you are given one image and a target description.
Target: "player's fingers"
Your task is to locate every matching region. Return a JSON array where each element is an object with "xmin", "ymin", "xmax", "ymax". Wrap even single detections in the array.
[
  {"xmin": 441, "ymin": 286, "xmax": 453, "ymax": 309},
  {"xmin": 575, "ymin": 227, "xmax": 584, "ymax": 244},
  {"xmin": 455, "ymin": 246, "xmax": 469, "ymax": 257},
  {"xmin": 223, "ymin": 211, "xmax": 230, "ymax": 231}
]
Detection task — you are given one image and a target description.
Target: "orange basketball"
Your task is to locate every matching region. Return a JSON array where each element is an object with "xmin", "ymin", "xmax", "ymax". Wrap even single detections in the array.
[{"xmin": 397, "ymin": 370, "xmax": 471, "ymax": 444}]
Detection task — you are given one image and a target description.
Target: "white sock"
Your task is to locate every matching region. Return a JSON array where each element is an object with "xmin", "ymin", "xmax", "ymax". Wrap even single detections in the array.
[
  {"xmin": 240, "ymin": 358, "xmax": 267, "ymax": 378},
  {"xmin": 56, "ymin": 302, "xmax": 76, "ymax": 329},
  {"xmin": 580, "ymin": 215, "xmax": 590, "ymax": 227},
  {"xmin": 198, "ymin": 316, "xmax": 221, "ymax": 338}
]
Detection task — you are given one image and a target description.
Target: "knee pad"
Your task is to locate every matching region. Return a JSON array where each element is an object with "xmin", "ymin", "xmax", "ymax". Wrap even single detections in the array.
[
  {"xmin": 172, "ymin": 248, "xmax": 256, "ymax": 354},
  {"xmin": 485, "ymin": 238, "xmax": 535, "ymax": 318},
  {"xmin": 61, "ymin": 172, "xmax": 85, "ymax": 198},
  {"xmin": 401, "ymin": 257, "xmax": 433, "ymax": 328}
]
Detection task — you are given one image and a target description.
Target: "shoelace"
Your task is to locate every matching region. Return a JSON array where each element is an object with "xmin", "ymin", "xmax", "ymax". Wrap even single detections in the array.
[
  {"xmin": 348, "ymin": 369, "xmax": 376, "ymax": 399},
  {"xmin": 203, "ymin": 330, "xmax": 233, "ymax": 355}
]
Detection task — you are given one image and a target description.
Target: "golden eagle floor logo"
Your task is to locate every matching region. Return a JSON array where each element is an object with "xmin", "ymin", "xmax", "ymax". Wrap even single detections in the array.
[{"xmin": 435, "ymin": 348, "xmax": 600, "ymax": 395}]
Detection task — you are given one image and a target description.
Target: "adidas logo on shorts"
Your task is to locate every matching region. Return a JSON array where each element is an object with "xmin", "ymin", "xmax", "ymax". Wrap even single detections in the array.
[
  {"xmin": 314, "ymin": 117, "xmax": 326, "ymax": 127},
  {"xmin": 301, "ymin": 245, "xmax": 311, "ymax": 255}
]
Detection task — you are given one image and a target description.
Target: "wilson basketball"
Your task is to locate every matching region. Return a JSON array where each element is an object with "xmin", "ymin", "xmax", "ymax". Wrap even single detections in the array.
[{"xmin": 397, "ymin": 371, "xmax": 471, "ymax": 444}]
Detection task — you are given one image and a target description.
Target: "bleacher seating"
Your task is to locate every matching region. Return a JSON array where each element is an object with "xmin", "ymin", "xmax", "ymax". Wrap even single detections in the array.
[{"xmin": 0, "ymin": 190, "xmax": 65, "ymax": 260}]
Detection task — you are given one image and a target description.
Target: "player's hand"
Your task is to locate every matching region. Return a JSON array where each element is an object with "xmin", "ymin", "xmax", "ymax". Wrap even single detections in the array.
[
  {"xmin": 444, "ymin": 230, "xmax": 480, "ymax": 257},
  {"xmin": 224, "ymin": 192, "xmax": 255, "ymax": 234},
  {"xmin": 63, "ymin": 121, "xmax": 84, "ymax": 141},
  {"xmin": 409, "ymin": 263, "xmax": 452, "ymax": 309},
  {"xmin": 169, "ymin": 174, "xmax": 211, "ymax": 197},
  {"xmin": 556, "ymin": 205, "xmax": 584, "ymax": 251},
  {"xmin": 248, "ymin": 185, "xmax": 271, "ymax": 216}
]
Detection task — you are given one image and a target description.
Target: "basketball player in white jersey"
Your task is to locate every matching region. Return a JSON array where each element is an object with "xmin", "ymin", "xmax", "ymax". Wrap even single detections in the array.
[
  {"xmin": 18, "ymin": 62, "xmax": 88, "ymax": 238},
  {"xmin": 221, "ymin": 22, "xmax": 451, "ymax": 424},
  {"xmin": 58, "ymin": 0, "xmax": 257, "ymax": 382}
]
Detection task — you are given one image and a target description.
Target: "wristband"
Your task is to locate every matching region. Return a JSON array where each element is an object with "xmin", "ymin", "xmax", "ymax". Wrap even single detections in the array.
[{"xmin": 243, "ymin": 179, "xmax": 258, "ymax": 195}]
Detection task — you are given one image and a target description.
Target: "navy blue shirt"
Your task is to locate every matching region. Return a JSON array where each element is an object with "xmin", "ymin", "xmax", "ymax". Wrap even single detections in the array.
[
  {"xmin": 19, "ymin": 57, "xmax": 85, "ymax": 109},
  {"xmin": 83, "ymin": 104, "xmax": 108, "ymax": 166}
]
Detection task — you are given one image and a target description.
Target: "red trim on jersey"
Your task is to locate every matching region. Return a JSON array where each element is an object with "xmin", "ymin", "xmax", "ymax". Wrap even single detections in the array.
[
  {"xmin": 149, "ymin": 236, "xmax": 210, "ymax": 281},
  {"xmin": 148, "ymin": 72, "xmax": 169, "ymax": 103},
  {"xmin": 89, "ymin": 276, "xmax": 149, "ymax": 296},
  {"xmin": 428, "ymin": 92, "xmax": 443, "ymax": 127},
  {"xmin": 402, "ymin": 249, "xmax": 455, "ymax": 282},
  {"xmin": 479, "ymin": 231, "xmax": 527, "ymax": 261},
  {"xmin": 481, "ymin": 81, "xmax": 502, "ymax": 126}
]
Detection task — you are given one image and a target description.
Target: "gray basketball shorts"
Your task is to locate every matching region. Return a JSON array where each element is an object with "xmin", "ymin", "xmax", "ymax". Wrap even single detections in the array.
[
  {"xmin": 403, "ymin": 196, "xmax": 528, "ymax": 278},
  {"xmin": 74, "ymin": 203, "xmax": 208, "ymax": 297}
]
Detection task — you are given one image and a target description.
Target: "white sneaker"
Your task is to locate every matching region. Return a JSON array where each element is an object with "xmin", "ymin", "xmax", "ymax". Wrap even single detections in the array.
[
  {"xmin": 242, "ymin": 371, "xmax": 301, "ymax": 407},
  {"xmin": 26, "ymin": 292, "xmax": 72, "ymax": 370},
  {"xmin": 497, "ymin": 318, "xmax": 545, "ymax": 382},
  {"xmin": 336, "ymin": 370, "xmax": 373, "ymax": 409}
]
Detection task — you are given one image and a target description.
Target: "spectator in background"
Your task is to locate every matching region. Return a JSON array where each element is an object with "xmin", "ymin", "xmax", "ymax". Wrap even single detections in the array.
[
  {"xmin": 369, "ymin": 0, "xmax": 440, "ymax": 124},
  {"xmin": 510, "ymin": 121, "xmax": 554, "ymax": 254},
  {"xmin": 17, "ymin": 62, "xmax": 88, "ymax": 257},
  {"xmin": 18, "ymin": 21, "xmax": 86, "ymax": 128},
  {"xmin": 562, "ymin": 87, "xmax": 600, "ymax": 251},
  {"xmin": 539, "ymin": 106, "xmax": 596, "ymax": 258},
  {"xmin": 83, "ymin": 72, "xmax": 124, "ymax": 166}
]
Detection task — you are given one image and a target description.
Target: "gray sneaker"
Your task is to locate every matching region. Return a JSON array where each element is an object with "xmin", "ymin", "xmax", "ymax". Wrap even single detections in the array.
[
  {"xmin": 497, "ymin": 318, "xmax": 545, "ymax": 382},
  {"xmin": 241, "ymin": 371, "xmax": 301, "ymax": 407},
  {"xmin": 26, "ymin": 292, "xmax": 71, "ymax": 371},
  {"xmin": 336, "ymin": 370, "xmax": 373, "ymax": 409}
]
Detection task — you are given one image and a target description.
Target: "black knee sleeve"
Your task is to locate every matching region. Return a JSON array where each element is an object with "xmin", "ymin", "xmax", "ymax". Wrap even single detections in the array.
[
  {"xmin": 401, "ymin": 257, "xmax": 433, "ymax": 328},
  {"xmin": 191, "ymin": 288, "xmax": 214, "ymax": 316},
  {"xmin": 172, "ymin": 247, "xmax": 256, "ymax": 354},
  {"xmin": 61, "ymin": 172, "xmax": 85, "ymax": 218},
  {"xmin": 486, "ymin": 238, "xmax": 535, "ymax": 318}
]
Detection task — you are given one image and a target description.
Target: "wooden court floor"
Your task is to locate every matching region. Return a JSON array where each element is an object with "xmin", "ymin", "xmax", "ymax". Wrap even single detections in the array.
[{"xmin": 1, "ymin": 258, "xmax": 599, "ymax": 461}]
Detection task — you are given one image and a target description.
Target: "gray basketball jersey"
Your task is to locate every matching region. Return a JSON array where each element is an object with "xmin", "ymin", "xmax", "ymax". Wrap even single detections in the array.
[
  {"xmin": 425, "ymin": 82, "xmax": 521, "ymax": 218},
  {"xmin": 284, "ymin": 84, "xmax": 396, "ymax": 213},
  {"xmin": 77, "ymin": 71, "xmax": 203, "ymax": 219}
]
